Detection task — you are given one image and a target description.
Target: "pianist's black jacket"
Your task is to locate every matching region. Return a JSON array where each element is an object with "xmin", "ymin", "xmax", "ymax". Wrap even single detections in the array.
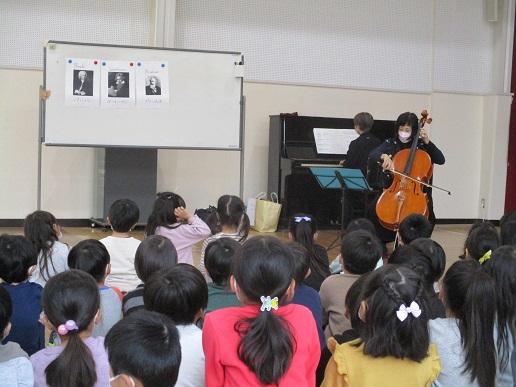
[{"xmin": 342, "ymin": 132, "xmax": 381, "ymax": 176}]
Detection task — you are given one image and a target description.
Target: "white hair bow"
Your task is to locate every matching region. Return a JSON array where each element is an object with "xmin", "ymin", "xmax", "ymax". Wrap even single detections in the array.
[
  {"xmin": 396, "ymin": 301, "xmax": 422, "ymax": 322},
  {"xmin": 294, "ymin": 216, "xmax": 311, "ymax": 223}
]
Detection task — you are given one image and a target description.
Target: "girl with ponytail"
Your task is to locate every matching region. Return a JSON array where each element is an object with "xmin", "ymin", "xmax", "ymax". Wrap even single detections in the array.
[
  {"xmin": 322, "ymin": 265, "xmax": 440, "ymax": 387},
  {"xmin": 289, "ymin": 213, "xmax": 330, "ymax": 291},
  {"xmin": 30, "ymin": 270, "xmax": 109, "ymax": 387},
  {"xmin": 202, "ymin": 236, "xmax": 320, "ymax": 386},
  {"xmin": 199, "ymin": 194, "xmax": 250, "ymax": 280},
  {"xmin": 431, "ymin": 260, "xmax": 497, "ymax": 387}
]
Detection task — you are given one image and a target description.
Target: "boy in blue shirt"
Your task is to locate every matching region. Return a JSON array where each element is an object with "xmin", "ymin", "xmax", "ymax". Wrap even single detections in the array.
[{"xmin": 0, "ymin": 235, "xmax": 44, "ymax": 355}]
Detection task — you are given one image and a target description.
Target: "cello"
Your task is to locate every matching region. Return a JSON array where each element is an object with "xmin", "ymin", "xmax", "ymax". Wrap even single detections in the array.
[{"xmin": 375, "ymin": 110, "xmax": 449, "ymax": 231}]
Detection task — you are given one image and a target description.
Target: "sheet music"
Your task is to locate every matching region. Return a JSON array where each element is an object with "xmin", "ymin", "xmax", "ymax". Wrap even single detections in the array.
[{"xmin": 313, "ymin": 128, "xmax": 358, "ymax": 154}]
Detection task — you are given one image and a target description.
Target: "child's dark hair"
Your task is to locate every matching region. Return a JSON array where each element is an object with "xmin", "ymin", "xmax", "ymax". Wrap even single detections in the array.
[
  {"xmin": 353, "ymin": 112, "xmax": 374, "ymax": 132},
  {"xmin": 394, "ymin": 112, "xmax": 419, "ymax": 141},
  {"xmin": 204, "ymin": 238, "xmax": 241, "ymax": 286},
  {"xmin": 443, "ymin": 260, "xmax": 497, "ymax": 387},
  {"xmin": 499, "ymin": 210, "xmax": 516, "ymax": 228},
  {"xmin": 345, "ymin": 217, "xmax": 376, "ymax": 236},
  {"xmin": 145, "ymin": 192, "xmax": 186, "ymax": 236},
  {"xmin": 0, "ymin": 286, "xmax": 12, "ymax": 335},
  {"xmin": 233, "ymin": 236, "xmax": 295, "ymax": 385},
  {"xmin": 0, "ymin": 234, "xmax": 37, "ymax": 283},
  {"xmin": 407, "ymin": 238, "xmax": 446, "ymax": 287},
  {"xmin": 209, "ymin": 195, "xmax": 250, "ymax": 241},
  {"xmin": 108, "ymin": 199, "xmax": 140, "ymax": 233},
  {"xmin": 43, "ymin": 270, "xmax": 100, "ymax": 387},
  {"xmin": 105, "ymin": 310, "xmax": 182, "ymax": 387},
  {"xmin": 360, "ymin": 265, "xmax": 429, "ymax": 362},
  {"xmin": 341, "ymin": 230, "xmax": 382, "ymax": 275},
  {"xmin": 68, "ymin": 239, "xmax": 110, "ymax": 283},
  {"xmin": 388, "ymin": 245, "xmax": 417, "ymax": 265},
  {"xmin": 23, "ymin": 210, "xmax": 59, "ymax": 282},
  {"xmin": 144, "ymin": 264, "xmax": 208, "ymax": 325},
  {"xmin": 289, "ymin": 213, "xmax": 328, "ymax": 280},
  {"xmin": 500, "ymin": 220, "xmax": 516, "ymax": 246},
  {"xmin": 286, "ymin": 241, "xmax": 310, "ymax": 284},
  {"xmin": 463, "ymin": 221, "xmax": 500, "ymax": 262},
  {"xmin": 398, "ymin": 214, "xmax": 432, "ymax": 244},
  {"xmin": 484, "ymin": 245, "xmax": 516, "ymax": 373},
  {"xmin": 345, "ymin": 273, "xmax": 370, "ymax": 331},
  {"xmin": 135, "ymin": 235, "xmax": 177, "ymax": 283}
]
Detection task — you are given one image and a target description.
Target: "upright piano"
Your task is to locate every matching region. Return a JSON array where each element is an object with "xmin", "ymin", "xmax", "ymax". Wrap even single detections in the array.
[{"xmin": 268, "ymin": 114, "xmax": 394, "ymax": 227}]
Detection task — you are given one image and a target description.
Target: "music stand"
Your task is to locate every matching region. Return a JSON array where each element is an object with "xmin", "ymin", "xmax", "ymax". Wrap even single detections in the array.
[{"xmin": 309, "ymin": 167, "xmax": 372, "ymax": 251}]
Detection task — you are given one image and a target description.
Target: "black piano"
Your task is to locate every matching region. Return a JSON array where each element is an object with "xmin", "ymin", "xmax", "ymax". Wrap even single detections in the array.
[{"xmin": 268, "ymin": 114, "xmax": 395, "ymax": 228}]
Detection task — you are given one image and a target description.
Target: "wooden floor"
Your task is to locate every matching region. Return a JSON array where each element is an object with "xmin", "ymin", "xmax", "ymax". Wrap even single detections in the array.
[{"xmin": 0, "ymin": 224, "xmax": 469, "ymax": 268}]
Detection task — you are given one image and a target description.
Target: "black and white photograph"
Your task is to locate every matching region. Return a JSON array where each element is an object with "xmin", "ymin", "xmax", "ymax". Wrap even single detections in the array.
[
  {"xmin": 107, "ymin": 71, "xmax": 130, "ymax": 98},
  {"xmin": 72, "ymin": 69, "xmax": 93, "ymax": 96},
  {"xmin": 145, "ymin": 75, "xmax": 161, "ymax": 95}
]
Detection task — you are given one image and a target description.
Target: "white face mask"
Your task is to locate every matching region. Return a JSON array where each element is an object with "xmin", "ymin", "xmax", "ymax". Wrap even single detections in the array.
[{"xmin": 398, "ymin": 131, "xmax": 411, "ymax": 143}]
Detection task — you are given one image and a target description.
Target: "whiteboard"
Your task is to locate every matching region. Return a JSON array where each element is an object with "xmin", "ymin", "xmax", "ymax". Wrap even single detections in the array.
[{"xmin": 43, "ymin": 41, "xmax": 243, "ymax": 149}]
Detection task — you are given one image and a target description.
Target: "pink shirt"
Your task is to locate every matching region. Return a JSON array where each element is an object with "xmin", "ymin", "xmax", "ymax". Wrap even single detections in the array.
[
  {"xmin": 156, "ymin": 215, "xmax": 211, "ymax": 265},
  {"xmin": 203, "ymin": 304, "xmax": 320, "ymax": 387}
]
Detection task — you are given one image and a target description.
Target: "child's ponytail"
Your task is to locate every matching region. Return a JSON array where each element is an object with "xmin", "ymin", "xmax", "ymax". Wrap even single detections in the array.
[
  {"xmin": 233, "ymin": 236, "xmax": 295, "ymax": 384},
  {"xmin": 211, "ymin": 195, "xmax": 250, "ymax": 241},
  {"xmin": 42, "ymin": 270, "xmax": 100, "ymax": 387},
  {"xmin": 289, "ymin": 214, "xmax": 328, "ymax": 278},
  {"xmin": 443, "ymin": 260, "xmax": 497, "ymax": 387},
  {"xmin": 46, "ymin": 330, "xmax": 97, "ymax": 387},
  {"xmin": 237, "ymin": 311, "xmax": 294, "ymax": 384}
]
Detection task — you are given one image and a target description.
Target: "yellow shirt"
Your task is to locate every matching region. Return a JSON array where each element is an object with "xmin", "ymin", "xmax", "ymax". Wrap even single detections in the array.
[{"xmin": 321, "ymin": 338, "xmax": 440, "ymax": 387}]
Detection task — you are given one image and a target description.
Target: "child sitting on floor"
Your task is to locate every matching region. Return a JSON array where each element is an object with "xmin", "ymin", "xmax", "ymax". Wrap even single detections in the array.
[
  {"xmin": 123, "ymin": 235, "xmax": 178, "ymax": 316},
  {"xmin": 105, "ymin": 310, "xmax": 182, "ymax": 387},
  {"xmin": 204, "ymin": 238, "xmax": 241, "ymax": 314},
  {"xmin": 0, "ymin": 286, "xmax": 34, "ymax": 386},
  {"xmin": 146, "ymin": 192, "xmax": 211, "ymax": 265},
  {"xmin": 0, "ymin": 235, "xmax": 44, "ymax": 355},
  {"xmin": 100, "ymin": 198, "xmax": 141, "ymax": 292},
  {"xmin": 322, "ymin": 265, "xmax": 440, "ymax": 387},
  {"xmin": 144, "ymin": 264, "xmax": 207, "ymax": 387},
  {"xmin": 68, "ymin": 239, "xmax": 122, "ymax": 337}
]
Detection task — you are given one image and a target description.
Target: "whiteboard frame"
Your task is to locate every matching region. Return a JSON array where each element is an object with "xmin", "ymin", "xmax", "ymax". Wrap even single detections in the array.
[{"xmin": 38, "ymin": 41, "xmax": 246, "ymax": 210}]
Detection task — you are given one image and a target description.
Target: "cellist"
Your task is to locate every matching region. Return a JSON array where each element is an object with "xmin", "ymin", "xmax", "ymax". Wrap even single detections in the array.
[{"xmin": 369, "ymin": 112, "xmax": 445, "ymax": 229}]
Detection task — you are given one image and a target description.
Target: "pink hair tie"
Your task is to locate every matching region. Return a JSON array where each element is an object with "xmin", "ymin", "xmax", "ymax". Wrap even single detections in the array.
[{"xmin": 57, "ymin": 320, "xmax": 79, "ymax": 335}]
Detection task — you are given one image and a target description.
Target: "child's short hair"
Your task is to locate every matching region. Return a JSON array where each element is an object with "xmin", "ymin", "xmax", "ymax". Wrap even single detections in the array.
[
  {"xmin": 0, "ymin": 235, "xmax": 37, "ymax": 283},
  {"xmin": 144, "ymin": 264, "xmax": 208, "ymax": 325},
  {"xmin": 135, "ymin": 235, "xmax": 177, "ymax": 283},
  {"xmin": 345, "ymin": 218, "xmax": 377, "ymax": 236},
  {"xmin": 360, "ymin": 265, "xmax": 430, "ymax": 362},
  {"xmin": 204, "ymin": 238, "xmax": 241, "ymax": 285},
  {"xmin": 105, "ymin": 310, "xmax": 181, "ymax": 387},
  {"xmin": 398, "ymin": 214, "xmax": 432, "ymax": 244},
  {"xmin": 345, "ymin": 273, "xmax": 369, "ymax": 330},
  {"xmin": 353, "ymin": 112, "xmax": 374, "ymax": 132},
  {"xmin": 68, "ymin": 239, "xmax": 110, "ymax": 282},
  {"xmin": 408, "ymin": 238, "xmax": 446, "ymax": 286},
  {"xmin": 286, "ymin": 241, "xmax": 310, "ymax": 284},
  {"xmin": 108, "ymin": 199, "xmax": 140, "ymax": 233},
  {"xmin": 341, "ymin": 230, "xmax": 382, "ymax": 274},
  {"xmin": 464, "ymin": 221, "xmax": 500, "ymax": 262},
  {"xmin": 0, "ymin": 286, "xmax": 12, "ymax": 334},
  {"xmin": 500, "ymin": 221, "xmax": 516, "ymax": 246}
]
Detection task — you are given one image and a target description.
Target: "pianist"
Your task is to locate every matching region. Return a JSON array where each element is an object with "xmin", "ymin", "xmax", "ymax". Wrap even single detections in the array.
[{"xmin": 339, "ymin": 112, "xmax": 381, "ymax": 175}]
